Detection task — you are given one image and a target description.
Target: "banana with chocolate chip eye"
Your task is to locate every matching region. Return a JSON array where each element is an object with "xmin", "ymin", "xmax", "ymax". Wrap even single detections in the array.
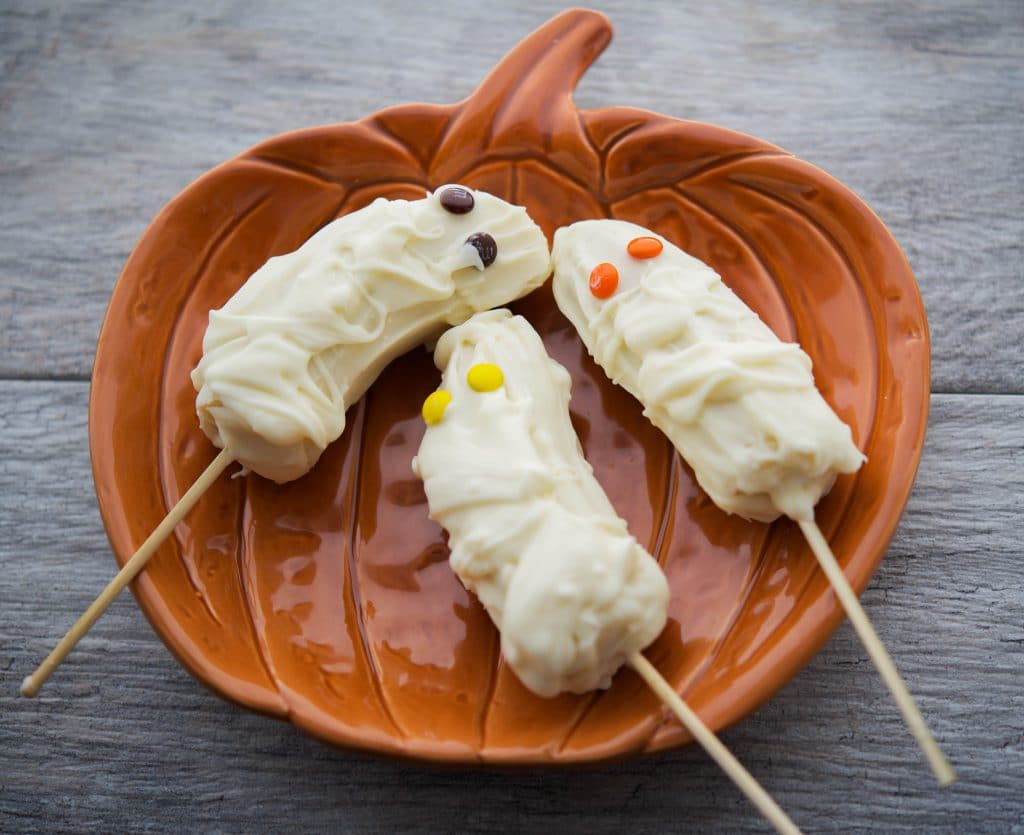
[
  {"xmin": 22, "ymin": 185, "xmax": 550, "ymax": 698},
  {"xmin": 193, "ymin": 184, "xmax": 549, "ymax": 483}
]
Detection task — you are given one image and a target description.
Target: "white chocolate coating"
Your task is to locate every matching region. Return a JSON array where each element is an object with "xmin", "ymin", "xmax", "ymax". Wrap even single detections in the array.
[
  {"xmin": 191, "ymin": 186, "xmax": 551, "ymax": 483},
  {"xmin": 552, "ymin": 219, "xmax": 864, "ymax": 523},
  {"xmin": 412, "ymin": 310, "xmax": 669, "ymax": 698}
]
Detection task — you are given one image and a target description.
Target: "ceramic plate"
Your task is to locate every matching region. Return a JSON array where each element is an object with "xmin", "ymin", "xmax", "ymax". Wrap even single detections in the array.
[{"xmin": 89, "ymin": 9, "xmax": 929, "ymax": 763}]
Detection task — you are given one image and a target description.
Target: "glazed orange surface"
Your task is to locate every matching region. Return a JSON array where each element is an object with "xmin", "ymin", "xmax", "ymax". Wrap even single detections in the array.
[{"xmin": 89, "ymin": 9, "xmax": 929, "ymax": 763}]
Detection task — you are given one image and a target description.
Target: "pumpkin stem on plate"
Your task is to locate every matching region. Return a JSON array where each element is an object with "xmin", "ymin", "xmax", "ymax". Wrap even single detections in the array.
[{"xmin": 430, "ymin": 8, "xmax": 610, "ymax": 185}]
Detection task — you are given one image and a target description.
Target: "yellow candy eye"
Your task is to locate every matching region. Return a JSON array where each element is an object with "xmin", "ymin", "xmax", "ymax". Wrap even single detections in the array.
[
  {"xmin": 421, "ymin": 389, "xmax": 452, "ymax": 425},
  {"xmin": 467, "ymin": 363, "xmax": 504, "ymax": 392}
]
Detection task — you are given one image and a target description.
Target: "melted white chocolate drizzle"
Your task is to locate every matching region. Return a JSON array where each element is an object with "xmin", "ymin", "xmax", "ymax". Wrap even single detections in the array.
[
  {"xmin": 191, "ymin": 186, "xmax": 551, "ymax": 483},
  {"xmin": 412, "ymin": 310, "xmax": 669, "ymax": 698},
  {"xmin": 552, "ymin": 219, "xmax": 864, "ymax": 523}
]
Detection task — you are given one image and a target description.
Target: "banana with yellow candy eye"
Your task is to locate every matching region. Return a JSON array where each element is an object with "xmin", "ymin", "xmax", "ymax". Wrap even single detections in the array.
[{"xmin": 413, "ymin": 309, "xmax": 803, "ymax": 835}]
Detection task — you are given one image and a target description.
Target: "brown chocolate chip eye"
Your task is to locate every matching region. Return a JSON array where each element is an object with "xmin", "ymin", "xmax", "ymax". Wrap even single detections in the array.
[
  {"xmin": 439, "ymin": 186, "xmax": 475, "ymax": 214},
  {"xmin": 466, "ymin": 232, "xmax": 497, "ymax": 268}
]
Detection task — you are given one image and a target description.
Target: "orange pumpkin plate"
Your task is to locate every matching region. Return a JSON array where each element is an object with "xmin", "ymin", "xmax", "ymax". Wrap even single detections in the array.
[{"xmin": 89, "ymin": 9, "xmax": 929, "ymax": 763}]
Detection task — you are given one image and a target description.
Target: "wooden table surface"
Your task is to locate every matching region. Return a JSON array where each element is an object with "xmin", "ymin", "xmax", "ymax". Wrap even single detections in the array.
[{"xmin": 2, "ymin": 2, "xmax": 1021, "ymax": 832}]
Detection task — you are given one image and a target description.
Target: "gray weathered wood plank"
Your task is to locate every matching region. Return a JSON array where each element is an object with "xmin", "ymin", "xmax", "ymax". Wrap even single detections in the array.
[
  {"xmin": 2, "ymin": 382, "xmax": 1021, "ymax": 833},
  {"xmin": 2, "ymin": 2, "xmax": 1022, "ymax": 833},
  {"xmin": 1, "ymin": 1, "xmax": 1022, "ymax": 392}
]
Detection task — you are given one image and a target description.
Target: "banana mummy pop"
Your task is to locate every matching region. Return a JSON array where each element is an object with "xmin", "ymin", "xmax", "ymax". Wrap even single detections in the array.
[
  {"xmin": 193, "ymin": 185, "xmax": 551, "ymax": 483},
  {"xmin": 413, "ymin": 309, "xmax": 669, "ymax": 697},
  {"xmin": 413, "ymin": 309, "xmax": 802, "ymax": 835},
  {"xmin": 23, "ymin": 186, "xmax": 551, "ymax": 695},
  {"xmin": 551, "ymin": 218, "xmax": 954, "ymax": 785},
  {"xmin": 552, "ymin": 220, "xmax": 863, "ymax": 523}
]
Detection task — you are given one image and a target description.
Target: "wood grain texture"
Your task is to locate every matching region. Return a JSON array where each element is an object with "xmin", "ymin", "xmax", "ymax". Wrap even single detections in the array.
[
  {"xmin": 2, "ymin": 389, "xmax": 1022, "ymax": 832},
  {"xmin": 1, "ymin": 1, "xmax": 1022, "ymax": 390},
  {"xmin": 1, "ymin": 1, "xmax": 1022, "ymax": 833}
]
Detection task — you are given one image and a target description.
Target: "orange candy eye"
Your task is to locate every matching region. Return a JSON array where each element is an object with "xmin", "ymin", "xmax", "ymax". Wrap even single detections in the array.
[
  {"xmin": 627, "ymin": 236, "xmax": 663, "ymax": 259},
  {"xmin": 589, "ymin": 262, "xmax": 619, "ymax": 298}
]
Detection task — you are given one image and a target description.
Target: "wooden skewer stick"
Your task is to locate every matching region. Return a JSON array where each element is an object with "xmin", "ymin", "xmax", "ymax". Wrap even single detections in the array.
[
  {"xmin": 798, "ymin": 519, "xmax": 956, "ymax": 786},
  {"xmin": 628, "ymin": 652, "xmax": 803, "ymax": 835},
  {"xmin": 21, "ymin": 448, "xmax": 235, "ymax": 698}
]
